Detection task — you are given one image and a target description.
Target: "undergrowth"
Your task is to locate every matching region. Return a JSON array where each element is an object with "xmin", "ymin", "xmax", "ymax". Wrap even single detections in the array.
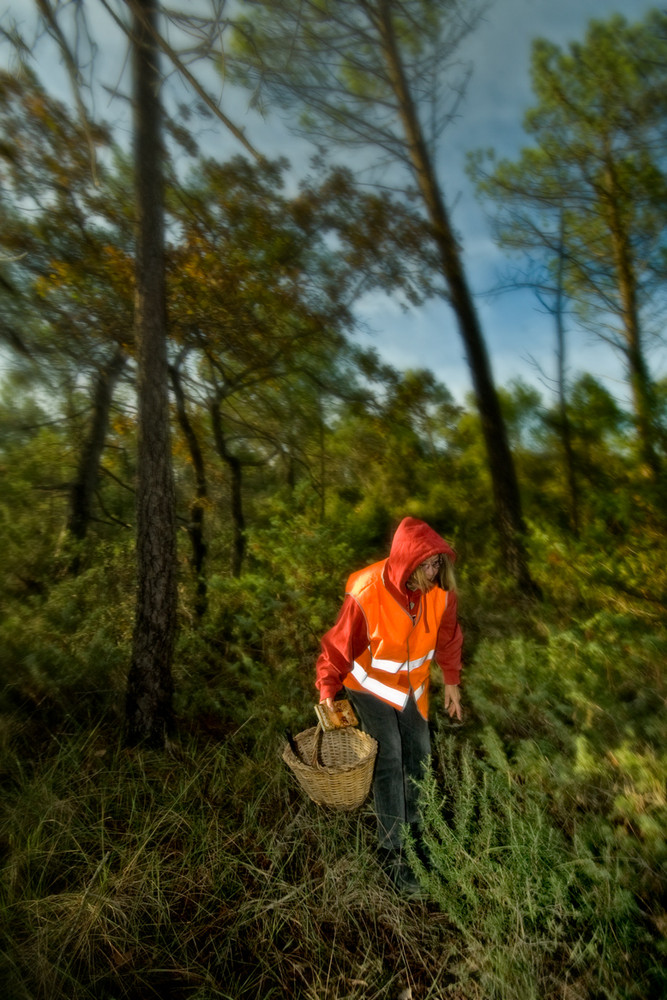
[
  {"xmin": 0, "ymin": 723, "xmax": 458, "ymax": 1000},
  {"xmin": 0, "ymin": 520, "xmax": 665, "ymax": 998},
  {"xmin": 407, "ymin": 731, "xmax": 661, "ymax": 1000}
]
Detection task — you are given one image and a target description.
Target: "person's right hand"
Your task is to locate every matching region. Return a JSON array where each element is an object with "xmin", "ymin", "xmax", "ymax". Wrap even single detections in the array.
[
  {"xmin": 444, "ymin": 684, "xmax": 462, "ymax": 721},
  {"xmin": 320, "ymin": 696, "xmax": 335, "ymax": 710}
]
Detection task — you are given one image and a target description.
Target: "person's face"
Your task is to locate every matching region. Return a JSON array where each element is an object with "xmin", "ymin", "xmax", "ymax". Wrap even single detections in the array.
[{"xmin": 420, "ymin": 555, "xmax": 441, "ymax": 582}]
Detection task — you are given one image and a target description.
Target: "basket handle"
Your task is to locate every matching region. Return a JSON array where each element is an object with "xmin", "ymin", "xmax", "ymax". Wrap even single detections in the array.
[{"xmin": 310, "ymin": 723, "xmax": 324, "ymax": 769}]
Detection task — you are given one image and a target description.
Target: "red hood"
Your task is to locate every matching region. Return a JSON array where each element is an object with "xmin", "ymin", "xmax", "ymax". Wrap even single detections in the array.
[{"xmin": 383, "ymin": 517, "xmax": 456, "ymax": 604}]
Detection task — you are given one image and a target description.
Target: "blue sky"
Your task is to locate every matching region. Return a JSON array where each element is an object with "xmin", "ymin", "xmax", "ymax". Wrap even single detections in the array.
[{"xmin": 1, "ymin": 0, "xmax": 662, "ymax": 408}]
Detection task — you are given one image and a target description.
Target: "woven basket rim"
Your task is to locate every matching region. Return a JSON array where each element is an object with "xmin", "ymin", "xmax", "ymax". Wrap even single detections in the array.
[
  {"xmin": 282, "ymin": 725, "xmax": 377, "ymax": 776},
  {"xmin": 282, "ymin": 724, "xmax": 377, "ymax": 810}
]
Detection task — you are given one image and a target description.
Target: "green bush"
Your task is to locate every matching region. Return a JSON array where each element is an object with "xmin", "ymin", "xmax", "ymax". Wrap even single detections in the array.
[{"xmin": 407, "ymin": 731, "xmax": 662, "ymax": 1000}]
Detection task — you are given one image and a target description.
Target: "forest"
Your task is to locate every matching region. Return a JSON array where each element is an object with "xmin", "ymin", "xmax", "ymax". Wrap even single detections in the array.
[{"xmin": 0, "ymin": 2, "xmax": 665, "ymax": 998}]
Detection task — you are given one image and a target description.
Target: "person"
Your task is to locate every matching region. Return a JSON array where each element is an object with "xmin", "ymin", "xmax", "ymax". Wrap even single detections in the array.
[{"xmin": 315, "ymin": 516, "xmax": 463, "ymax": 897}]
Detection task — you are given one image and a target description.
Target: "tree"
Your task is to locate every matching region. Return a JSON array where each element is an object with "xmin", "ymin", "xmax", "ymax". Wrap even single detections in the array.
[
  {"xmin": 169, "ymin": 354, "xmax": 210, "ymax": 616},
  {"xmin": 0, "ymin": 67, "xmax": 134, "ymax": 557},
  {"xmin": 8, "ymin": 0, "xmax": 269, "ymax": 744},
  {"xmin": 565, "ymin": 374, "xmax": 629, "ymax": 493},
  {"xmin": 165, "ymin": 154, "xmax": 438, "ymax": 580},
  {"xmin": 326, "ymin": 366, "xmax": 463, "ymax": 521},
  {"xmin": 469, "ymin": 11, "xmax": 667, "ymax": 482},
  {"xmin": 231, "ymin": 0, "xmax": 538, "ymax": 594},
  {"xmin": 66, "ymin": 347, "xmax": 128, "ymax": 547},
  {"xmin": 124, "ymin": 0, "xmax": 177, "ymax": 747},
  {"xmin": 548, "ymin": 219, "xmax": 580, "ymax": 536},
  {"xmin": 464, "ymin": 190, "xmax": 581, "ymax": 533}
]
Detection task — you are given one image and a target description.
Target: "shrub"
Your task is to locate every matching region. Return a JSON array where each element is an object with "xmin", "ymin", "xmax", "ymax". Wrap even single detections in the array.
[{"xmin": 406, "ymin": 731, "xmax": 661, "ymax": 1000}]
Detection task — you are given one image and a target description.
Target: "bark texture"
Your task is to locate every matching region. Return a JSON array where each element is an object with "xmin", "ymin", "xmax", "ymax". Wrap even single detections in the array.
[
  {"xmin": 554, "ymin": 250, "xmax": 580, "ymax": 537},
  {"xmin": 210, "ymin": 399, "xmax": 246, "ymax": 579},
  {"xmin": 603, "ymin": 160, "xmax": 661, "ymax": 479},
  {"xmin": 125, "ymin": 0, "xmax": 177, "ymax": 747}
]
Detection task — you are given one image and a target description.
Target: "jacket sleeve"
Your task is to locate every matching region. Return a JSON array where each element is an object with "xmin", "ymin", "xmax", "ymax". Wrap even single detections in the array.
[
  {"xmin": 315, "ymin": 595, "xmax": 369, "ymax": 702},
  {"xmin": 435, "ymin": 589, "xmax": 463, "ymax": 685}
]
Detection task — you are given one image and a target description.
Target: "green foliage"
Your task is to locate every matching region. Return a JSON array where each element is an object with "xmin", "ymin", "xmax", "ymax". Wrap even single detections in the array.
[
  {"xmin": 0, "ymin": 484, "xmax": 664, "ymax": 999},
  {"xmin": 0, "ymin": 423, "xmax": 67, "ymax": 594},
  {"xmin": 0, "ymin": 548, "xmax": 134, "ymax": 731},
  {"xmin": 407, "ymin": 732, "xmax": 654, "ymax": 1000},
  {"xmin": 171, "ymin": 502, "xmax": 367, "ymax": 736}
]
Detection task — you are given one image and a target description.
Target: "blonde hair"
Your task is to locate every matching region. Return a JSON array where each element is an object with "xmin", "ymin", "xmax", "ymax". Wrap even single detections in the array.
[
  {"xmin": 407, "ymin": 554, "xmax": 457, "ymax": 594},
  {"xmin": 439, "ymin": 555, "xmax": 457, "ymax": 593}
]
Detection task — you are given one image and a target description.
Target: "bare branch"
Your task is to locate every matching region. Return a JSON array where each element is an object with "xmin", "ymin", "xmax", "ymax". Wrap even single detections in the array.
[
  {"xmin": 34, "ymin": 0, "xmax": 100, "ymax": 183},
  {"xmin": 100, "ymin": 0, "xmax": 264, "ymax": 161}
]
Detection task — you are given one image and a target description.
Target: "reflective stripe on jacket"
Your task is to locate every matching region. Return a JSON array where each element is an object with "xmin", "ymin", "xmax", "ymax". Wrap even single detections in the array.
[{"xmin": 343, "ymin": 558, "xmax": 449, "ymax": 719}]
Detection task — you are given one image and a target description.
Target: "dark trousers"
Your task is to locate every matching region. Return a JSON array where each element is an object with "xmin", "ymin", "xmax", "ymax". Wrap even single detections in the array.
[{"xmin": 346, "ymin": 687, "xmax": 431, "ymax": 851}]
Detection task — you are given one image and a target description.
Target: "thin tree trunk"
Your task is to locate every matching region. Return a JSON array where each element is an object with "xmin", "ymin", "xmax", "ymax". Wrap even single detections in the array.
[
  {"xmin": 170, "ymin": 362, "xmax": 208, "ymax": 618},
  {"xmin": 125, "ymin": 0, "xmax": 177, "ymax": 748},
  {"xmin": 376, "ymin": 1, "xmax": 538, "ymax": 594},
  {"xmin": 554, "ymin": 224, "xmax": 579, "ymax": 536},
  {"xmin": 210, "ymin": 399, "xmax": 246, "ymax": 578},
  {"xmin": 66, "ymin": 347, "xmax": 126, "ymax": 557},
  {"xmin": 604, "ymin": 160, "xmax": 660, "ymax": 480},
  {"xmin": 318, "ymin": 407, "xmax": 326, "ymax": 523}
]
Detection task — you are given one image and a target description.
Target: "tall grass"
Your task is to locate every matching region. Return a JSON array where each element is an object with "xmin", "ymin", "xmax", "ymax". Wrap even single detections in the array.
[
  {"xmin": 2, "ymin": 710, "xmax": 663, "ymax": 998},
  {"xmin": 0, "ymin": 721, "xmax": 459, "ymax": 999}
]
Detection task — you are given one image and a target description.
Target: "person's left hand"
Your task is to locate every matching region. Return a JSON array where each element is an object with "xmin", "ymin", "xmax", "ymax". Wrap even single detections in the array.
[{"xmin": 444, "ymin": 684, "xmax": 462, "ymax": 721}]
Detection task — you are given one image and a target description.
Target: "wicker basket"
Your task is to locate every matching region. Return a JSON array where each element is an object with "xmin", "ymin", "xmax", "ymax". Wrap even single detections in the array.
[{"xmin": 282, "ymin": 724, "xmax": 378, "ymax": 811}]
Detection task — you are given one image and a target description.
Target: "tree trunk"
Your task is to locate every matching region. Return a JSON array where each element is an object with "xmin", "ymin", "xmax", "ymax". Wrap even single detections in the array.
[
  {"xmin": 318, "ymin": 408, "xmax": 326, "ymax": 522},
  {"xmin": 604, "ymin": 159, "xmax": 661, "ymax": 480},
  {"xmin": 170, "ymin": 361, "xmax": 208, "ymax": 617},
  {"xmin": 210, "ymin": 399, "xmax": 246, "ymax": 578},
  {"xmin": 377, "ymin": 1, "xmax": 538, "ymax": 594},
  {"xmin": 125, "ymin": 0, "xmax": 177, "ymax": 748},
  {"xmin": 66, "ymin": 346, "xmax": 126, "ymax": 558},
  {"xmin": 554, "ymin": 224, "xmax": 580, "ymax": 536}
]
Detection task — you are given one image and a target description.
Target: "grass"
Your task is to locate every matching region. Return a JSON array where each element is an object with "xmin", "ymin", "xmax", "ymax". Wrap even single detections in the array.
[
  {"xmin": 1, "ymin": 691, "xmax": 664, "ymax": 999},
  {"xmin": 0, "ymin": 523, "xmax": 665, "ymax": 999},
  {"xmin": 0, "ymin": 721, "xmax": 464, "ymax": 999}
]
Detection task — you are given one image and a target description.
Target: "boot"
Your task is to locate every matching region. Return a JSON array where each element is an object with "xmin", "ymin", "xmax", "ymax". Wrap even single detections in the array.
[{"xmin": 379, "ymin": 848, "xmax": 426, "ymax": 901}]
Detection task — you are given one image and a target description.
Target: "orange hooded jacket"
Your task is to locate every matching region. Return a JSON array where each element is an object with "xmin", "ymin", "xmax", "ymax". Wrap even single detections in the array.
[{"xmin": 315, "ymin": 517, "xmax": 463, "ymax": 719}]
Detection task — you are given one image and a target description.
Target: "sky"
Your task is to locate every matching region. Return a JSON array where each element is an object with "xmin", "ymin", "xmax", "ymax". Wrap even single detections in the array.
[{"xmin": 0, "ymin": 0, "xmax": 662, "ymax": 408}]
